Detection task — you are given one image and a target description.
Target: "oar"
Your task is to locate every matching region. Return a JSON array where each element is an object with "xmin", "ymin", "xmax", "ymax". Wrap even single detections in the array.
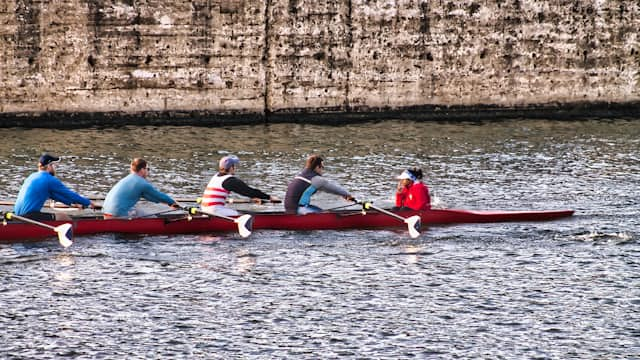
[
  {"xmin": 357, "ymin": 201, "xmax": 422, "ymax": 239},
  {"xmin": 180, "ymin": 206, "xmax": 253, "ymax": 238},
  {"xmin": 135, "ymin": 208, "xmax": 183, "ymax": 219},
  {"xmin": 85, "ymin": 196, "xmax": 200, "ymax": 203},
  {"xmin": 194, "ymin": 197, "xmax": 281, "ymax": 204},
  {"xmin": 46, "ymin": 201, "xmax": 103, "ymax": 210},
  {"xmin": 3, "ymin": 212, "xmax": 74, "ymax": 247},
  {"xmin": 226, "ymin": 198, "xmax": 282, "ymax": 204},
  {"xmin": 79, "ymin": 196, "xmax": 277, "ymax": 204},
  {"xmin": 0, "ymin": 200, "xmax": 103, "ymax": 210},
  {"xmin": 323, "ymin": 203, "xmax": 360, "ymax": 211}
]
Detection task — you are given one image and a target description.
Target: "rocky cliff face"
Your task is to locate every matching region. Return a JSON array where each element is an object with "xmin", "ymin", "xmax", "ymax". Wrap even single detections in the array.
[{"xmin": 0, "ymin": 1, "xmax": 638, "ymax": 126}]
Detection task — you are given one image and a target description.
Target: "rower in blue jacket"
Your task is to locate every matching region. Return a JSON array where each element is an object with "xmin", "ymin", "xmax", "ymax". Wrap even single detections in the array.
[
  {"xmin": 102, "ymin": 158, "xmax": 179, "ymax": 218},
  {"xmin": 14, "ymin": 153, "xmax": 96, "ymax": 221}
]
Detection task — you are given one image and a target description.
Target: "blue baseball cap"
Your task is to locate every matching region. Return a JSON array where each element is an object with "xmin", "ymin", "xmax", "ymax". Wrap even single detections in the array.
[
  {"xmin": 39, "ymin": 153, "xmax": 60, "ymax": 166},
  {"xmin": 219, "ymin": 155, "xmax": 240, "ymax": 170}
]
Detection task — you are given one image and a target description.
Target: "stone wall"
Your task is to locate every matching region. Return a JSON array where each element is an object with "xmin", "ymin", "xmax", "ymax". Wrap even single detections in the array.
[{"xmin": 0, "ymin": 0, "xmax": 638, "ymax": 126}]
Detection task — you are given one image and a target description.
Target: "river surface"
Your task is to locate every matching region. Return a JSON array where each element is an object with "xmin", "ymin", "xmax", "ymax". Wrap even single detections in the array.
[{"xmin": 0, "ymin": 119, "xmax": 638, "ymax": 359}]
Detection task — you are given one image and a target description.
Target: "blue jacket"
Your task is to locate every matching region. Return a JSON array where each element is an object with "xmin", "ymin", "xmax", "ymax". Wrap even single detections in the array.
[
  {"xmin": 14, "ymin": 171, "xmax": 91, "ymax": 215},
  {"xmin": 102, "ymin": 173, "xmax": 175, "ymax": 217}
]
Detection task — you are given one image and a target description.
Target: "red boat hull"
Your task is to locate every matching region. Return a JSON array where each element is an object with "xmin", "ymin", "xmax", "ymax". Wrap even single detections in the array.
[{"xmin": 0, "ymin": 208, "xmax": 574, "ymax": 243}]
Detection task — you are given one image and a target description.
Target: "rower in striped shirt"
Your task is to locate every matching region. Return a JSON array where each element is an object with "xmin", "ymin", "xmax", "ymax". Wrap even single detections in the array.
[{"xmin": 201, "ymin": 155, "xmax": 279, "ymax": 216}]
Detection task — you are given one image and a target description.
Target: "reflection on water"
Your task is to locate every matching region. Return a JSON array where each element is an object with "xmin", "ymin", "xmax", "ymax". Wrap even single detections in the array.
[
  {"xmin": 53, "ymin": 253, "xmax": 76, "ymax": 285},
  {"xmin": 1, "ymin": 119, "xmax": 639, "ymax": 358},
  {"xmin": 235, "ymin": 249, "xmax": 257, "ymax": 273},
  {"xmin": 401, "ymin": 244, "xmax": 423, "ymax": 265}
]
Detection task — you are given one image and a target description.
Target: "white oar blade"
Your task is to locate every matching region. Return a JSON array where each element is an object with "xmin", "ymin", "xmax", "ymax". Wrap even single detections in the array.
[
  {"xmin": 54, "ymin": 223, "xmax": 73, "ymax": 248},
  {"xmin": 234, "ymin": 214, "xmax": 253, "ymax": 238},
  {"xmin": 404, "ymin": 216, "xmax": 422, "ymax": 239}
]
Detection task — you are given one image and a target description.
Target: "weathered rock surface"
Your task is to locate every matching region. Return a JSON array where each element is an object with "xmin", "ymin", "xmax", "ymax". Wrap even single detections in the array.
[{"xmin": 0, "ymin": 1, "xmax": 638, "ymax": 127}]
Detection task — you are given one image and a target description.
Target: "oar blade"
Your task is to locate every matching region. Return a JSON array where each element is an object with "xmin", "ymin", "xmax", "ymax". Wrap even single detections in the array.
[
  {"xmin": 234, "ymin": 214, "xmax": 253, "ymax": 238},
  {"xmin": 404, "ymin": 215, "xmax": 422, "ymax": 239},
  {"xmin": 183, "ymin": 206, "xmax": 252, "ymax": 237},
  {"xmin": 53, "ymin": 223, "xmax": 73, "ymax": 248}
]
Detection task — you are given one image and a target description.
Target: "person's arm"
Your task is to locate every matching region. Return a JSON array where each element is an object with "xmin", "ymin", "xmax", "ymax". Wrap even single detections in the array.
[
  {"xmin": 140, "ymin": 180, "xmax": 176, "ymax": 205},
  {"xmin": 395, "ymin": 188, "xmax": 407, "ymax": 207},
  {"xmin": 223, "ymin": 177, "xmax": 270, "ymax": 200},
  {"xmin": 48, "ymin": 177, "xmax": 91, "ymax": 207},
  {"xmin": 311, "ymin": 176, "xmax": 350, "ymax": 197}
]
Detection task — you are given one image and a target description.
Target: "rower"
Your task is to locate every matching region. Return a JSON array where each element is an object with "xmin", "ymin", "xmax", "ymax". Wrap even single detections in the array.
[
  {"xmin": 284, "ymin": 154, "xmax": 355, "ymax": 214},
  {"xmin": 13, "ymin": 153, "xmax": 97, "ymax": 221},
  {"xmin": 200, "ymin": 155, "xmax": 279, "ymax": 216},
  {"xmin": 102, "ymin": 158, "xmax": 180, "ymax": 218},
  {"xmin": 394, "ymin": 168, "xmax": 431, "ymax": 211}
]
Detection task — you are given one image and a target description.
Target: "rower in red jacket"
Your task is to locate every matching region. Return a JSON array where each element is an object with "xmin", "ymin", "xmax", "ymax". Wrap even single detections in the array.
[{"xmin": 395, "ymin": 168, "xmax": 431, "ymax": 211}]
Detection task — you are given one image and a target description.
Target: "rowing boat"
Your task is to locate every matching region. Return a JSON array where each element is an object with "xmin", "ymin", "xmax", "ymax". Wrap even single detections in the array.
[{"xmin": 0, "ymin": 208, "xmax": 574, "ymax": 243}]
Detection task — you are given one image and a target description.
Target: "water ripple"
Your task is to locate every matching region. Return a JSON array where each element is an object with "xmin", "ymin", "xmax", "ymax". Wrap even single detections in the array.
[{"xmin": 1, "ymin": 119, "xmax": 640, "ymax": 358}]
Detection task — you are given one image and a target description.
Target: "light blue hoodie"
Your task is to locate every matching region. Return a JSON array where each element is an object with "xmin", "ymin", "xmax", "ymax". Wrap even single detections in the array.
[{"xmin": 102, "ymin": 173, "xmax": 175, "ymax": 217}]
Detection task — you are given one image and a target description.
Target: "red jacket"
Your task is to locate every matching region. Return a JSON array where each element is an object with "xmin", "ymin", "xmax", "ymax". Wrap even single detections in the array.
[{"xmin": 395, "ymin": 181, "xmax": 431, "ymax": 210}]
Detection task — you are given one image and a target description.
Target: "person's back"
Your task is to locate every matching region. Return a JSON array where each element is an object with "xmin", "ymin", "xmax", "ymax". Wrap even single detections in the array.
[
  {"xmin": 202, "ymin": 172, "xmax": 234, "ymax": 210},
  {"xmin": 284, "ymin": 155, "xmax": 354, "ymax": 214},
  {"xmin": 102, "ymin": 158, "xmax": 176, "ymax": 218},
  {"xmin": 14, "ymin": 153, "xmax": 93, "ymax": 219},
  {"xmin": 284, "ymin": 168, "xmax": 318, "ymax": 213},
  {"xmin": 103, "ymin": 173, "xmax": 157, "ymax": 217},
  {"xmin": 15, "ymin": 172, "xmax": 55, "ymax": 216},
  {"xmin": 201, "ymin": 155, "xmax": 277, "ymax": 216}
]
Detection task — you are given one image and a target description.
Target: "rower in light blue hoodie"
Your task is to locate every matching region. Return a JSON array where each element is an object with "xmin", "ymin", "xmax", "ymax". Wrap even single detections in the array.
[
  {"xmin": 14, "ymin": 153, "xmax": 95, "ymax": 221},
  {"xmin": 102, "ymin": 158, "xmax": 179, "ymax": 218}
]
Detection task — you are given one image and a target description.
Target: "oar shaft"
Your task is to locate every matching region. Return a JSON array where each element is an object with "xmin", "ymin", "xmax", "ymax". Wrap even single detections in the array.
[
  {"xmin": 87, "ymin": 196, "xmax": 269, "ymax": 204},
  {"xmin": 180, "ymin": 206, "xmax": 236, "ymax": 222},
  {"xmin": 89, "ymin": 196, "xmax": 200, "ymax": 203},
  {"xmin": 0, "ymin": 196, "xmax": 281, "ymax": 208},
  {"xmin": 5, "ymin": 213, "xmax": 56, "ymax": 230},
  {"xmin": 136, "ymin": 208, "xmax": 182, "ymax": 218},
  {"xmin": 87, "ymin": 195, "xmax": 200, "ymax": 202},
  {"xmin": 1, "ymin": 200, "xmax": 102, "ymax": 210},
  {"xmin": 357, "ymin": 201, "xmax": 421, "ymax": 238},
  {"xmin": 1, "ymin": 197, "xmax": 274, "ymax": 206},
  {"xmin": 179, "ymin": 206, "xmax": 252, "ymax": 238},
  {"xmin": 199, "ymin": 210, "xmax": 235, "ymax": 222},
  {"xmin": 363, "ymin": 203, "xmax": 407, "ymax": 222}
]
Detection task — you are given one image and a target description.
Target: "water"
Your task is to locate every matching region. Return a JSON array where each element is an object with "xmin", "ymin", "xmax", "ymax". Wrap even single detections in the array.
[{"xmin": 0, "ymin": 119, "xmax": 639, "ymax": 358}]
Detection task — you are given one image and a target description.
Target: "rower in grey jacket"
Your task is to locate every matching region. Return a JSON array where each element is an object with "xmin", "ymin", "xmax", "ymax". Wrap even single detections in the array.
[{"xmin": 284, "ymin": 155, "xmax": 355, "ymax": 214}]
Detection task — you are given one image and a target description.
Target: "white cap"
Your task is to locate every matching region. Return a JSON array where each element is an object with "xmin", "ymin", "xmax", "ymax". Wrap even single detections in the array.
[{"xmin": 397, "ymin": 170, "xmax": 416, "ymax": 181}]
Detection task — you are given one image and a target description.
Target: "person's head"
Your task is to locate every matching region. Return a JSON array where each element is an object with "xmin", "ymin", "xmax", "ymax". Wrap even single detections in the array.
[
  {"xmin": 131, "ymin": 158, "xmax": 149, "ymax": 178},
  {"xmin": 397, "ymin": 169, "xmax": 417, "ymax": 187},
  {"xmin": 38, "ymin": 153, "xmax": 60, "ymax": 175},
  {"xmin": 408, "ymin": 168, "xmax": 423, "ymax": 180},
  {"xmin": 305, "ymin": 155, "xmax": 325, "ymax": 174},
  {"xmin": 219, "ymin": 155, "xmax": 240, "ymax": 174}
]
